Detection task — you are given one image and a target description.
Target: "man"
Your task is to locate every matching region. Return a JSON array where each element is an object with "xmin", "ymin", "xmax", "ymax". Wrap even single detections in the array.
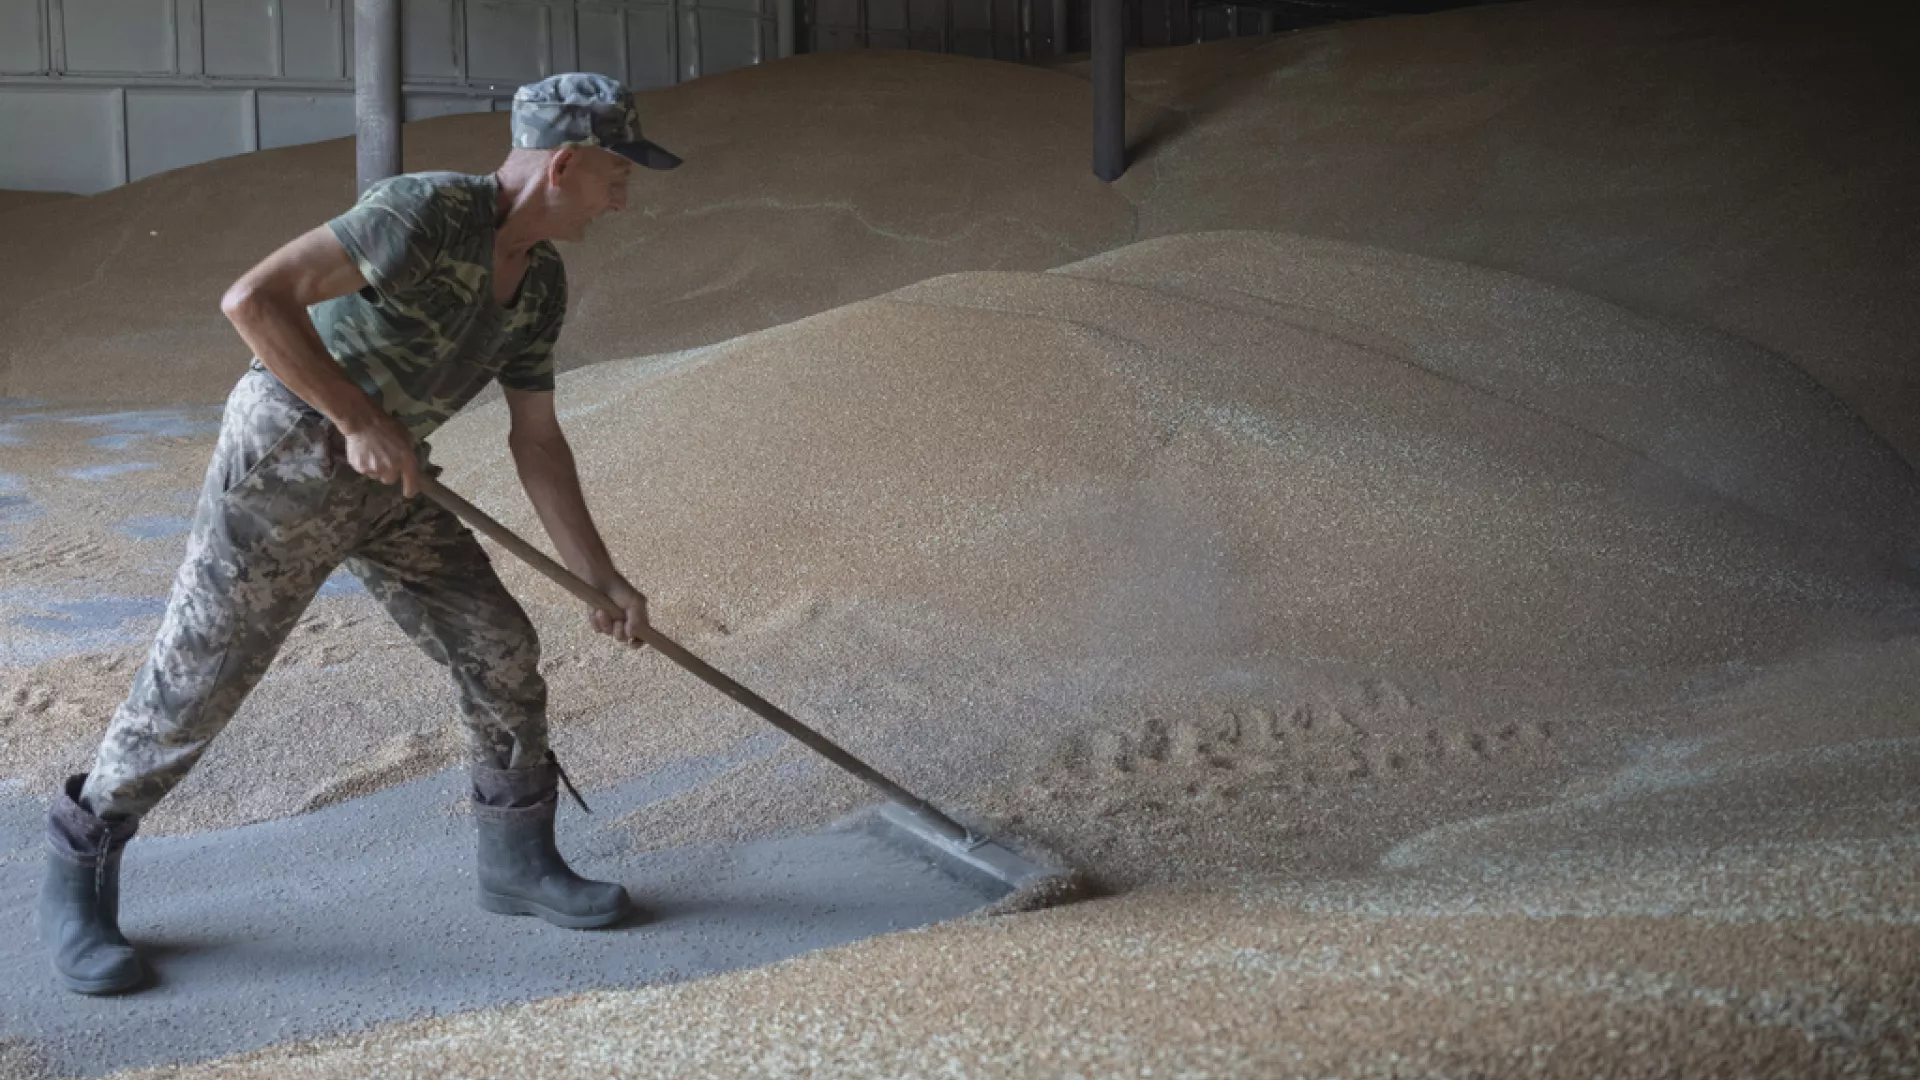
[{"xmin": 39, "ymin": 73, "xmax": 681, "ymax": 995}]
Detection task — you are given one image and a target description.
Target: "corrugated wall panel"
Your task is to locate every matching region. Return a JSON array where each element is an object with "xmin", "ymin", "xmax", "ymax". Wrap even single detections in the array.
[
  {"xmin": 797, "ymin": 0, "xmax": 1276, "ymax": 55},
  {"xmin": 126, "ymin": 89, "xmax": 252, "ymax": 179},
  {"xmin": 952, "ymin": 0, "xmax": 995, "ymax": 58},
  {"xmin": 809, "ymin": 0, "xmax": 859, "ymax": 49},
  {"xmin": 576, "ymin": 7, "xmax": 628, "ymax": 79},
  {"xmin": 258, "ymin": 89, "xmax": 355, "ymax": 147},
  {"xmin": 991, "ymin": 0, "xmax": 1018, "ymax": 58},
  {"xmin": 811, "ymin": 0, "xmax": 857, "ymax": 29},
  {"xmin": 466, "ymin": 1, "xmax": 549, "ymax": 82},
  {"xmin": 626, "ymin": 6, "xmax": 674, "ymax": 87},
  {"xmin": 282, "ymin": 0, "xmax": 349, "ymax": 79},
  {"xmin": 547, "ymin": 4, "xmax": 578, "ymax": 70},
  {"xmin": 699, "ymin": 10, "xmax": 760, "ymax": 72},
  {"xmin": 404, "ymin": 0, "xmax": 464, "ymax": 79},
  {"xmin": 905, "ymin": 0, "xmax": 941, "ymax": 48},
  {"xmin": 403, "ymin": 93, "xmax": 498, "ymax": 120},
  {"xmin": 0, "ymin": 0, "xmax": 780, "ymax": 191},
  {"xmin": 62, "ymin": 0, "xmax": 175, "ymax": 74},
  {"xmin": 0, "ymin": 87, "xmax": 124, "ymax": 191},
  {"xmin": 0, "ymin": 0, "xmax": 47, "ymax": 73},
  {"xmin": 865, "ymin": 0, "xmax": 902, "ymax": 33},
  {"xmin": 811, "ymin": 27, "xmax": 859, "ymax": 51},
  {"xmin": 175, "ymin": 0, "xmax": 206, "ymax": 73},
  {"xmin": 202, "ymin": 0, "xmax": 278, "ymax": 76}
]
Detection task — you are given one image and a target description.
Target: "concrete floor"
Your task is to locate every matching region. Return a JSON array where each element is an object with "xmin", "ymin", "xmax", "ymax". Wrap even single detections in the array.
[{"xmin": 0, "ymin": 735, "xmax": 995, "ymax": 1077}]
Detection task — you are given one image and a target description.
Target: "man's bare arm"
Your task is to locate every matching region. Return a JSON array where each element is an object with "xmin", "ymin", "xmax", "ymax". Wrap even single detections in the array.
[
  {"xmin": 219, "ymin": 226, "xmax": 422, "ymax": 494},
  {"xmin": 505, "ymin": 388, "xmax": 649, "ymax": 646}
]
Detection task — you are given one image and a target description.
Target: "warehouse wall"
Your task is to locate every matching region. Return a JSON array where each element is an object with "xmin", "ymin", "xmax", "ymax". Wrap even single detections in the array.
[
  {"xmin": 0, "ymin": 0, "xmax": 782, "ymax": 193},
  {"xmin": 800, "ymin": 0, "xmax": 1306, "ymax": 64}
]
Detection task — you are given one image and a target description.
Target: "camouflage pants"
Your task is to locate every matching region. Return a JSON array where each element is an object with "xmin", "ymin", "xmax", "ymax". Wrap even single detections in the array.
[{"xmin": 80, "ymin": 368, "xmax": 548, "ymax": 821}]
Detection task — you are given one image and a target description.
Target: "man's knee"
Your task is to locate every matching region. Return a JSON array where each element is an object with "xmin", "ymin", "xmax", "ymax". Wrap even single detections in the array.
[{"xmin": 462, "ymin": 598, "xmax": 543, "ymax": 689}]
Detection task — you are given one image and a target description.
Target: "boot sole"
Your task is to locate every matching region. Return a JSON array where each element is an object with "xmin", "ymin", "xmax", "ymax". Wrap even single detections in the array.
[
  {"xmin": 478, "ymin": 890, "xmax": 629, "ymax": 930},
  {"xmin": 53, "ymin": 961, "xmax": 147, "ymax": 996}
]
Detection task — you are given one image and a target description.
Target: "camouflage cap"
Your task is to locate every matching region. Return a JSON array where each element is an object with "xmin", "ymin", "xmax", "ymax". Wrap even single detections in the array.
[{"xmin": 510, "ymin": 73, "xmax": 682, "ymax": 170}]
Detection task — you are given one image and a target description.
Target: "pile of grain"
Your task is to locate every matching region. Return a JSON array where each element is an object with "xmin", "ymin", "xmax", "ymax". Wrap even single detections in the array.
[
  {"xmin": 0, "ymin": 190, "xmax": 73, "ymax": 218},
  {"xmin": 418, "ymin": 230, "xmax": 1915, "ymax": 886}
]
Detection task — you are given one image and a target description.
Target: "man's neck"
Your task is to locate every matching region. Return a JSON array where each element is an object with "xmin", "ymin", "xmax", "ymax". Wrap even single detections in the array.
[{"xmin": 491, "ymin": 170, "xmax": 547, "ymax": 258}]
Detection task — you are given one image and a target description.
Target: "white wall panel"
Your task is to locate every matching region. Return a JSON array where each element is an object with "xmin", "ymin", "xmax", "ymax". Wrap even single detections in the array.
[
  {"xmin": 575, "ymin": 7, "xmax": 626, "ymax": 79},
  {"xmin": 404, "ymin": 0, "xmax": 462, "ymax": 79},
  {"xmin": 905, "ymin": 0, "xmax": 939, "ymax": 29},
  {"xmin": 282, "ymin": 0, "xmax": 349, "ymax": 79},
  {"xmin": 0, "ymin": 88, "xmax": 123, "ymax": 191},
  {"xmin": 62, "ymin": 0, "xmax": 175, "ymax": 73},
  {"xmin": 466, "ymin": 1, "xmax": 547, "ymax": 82},
  {"xmin": 175, "ymin": 0, "xmax": 204, "ymax": 73},
  {"xmin": 403, "ymin": 92, "xmax": 494, "ymax": 121},
  {"xmin": 953, "ymin": 0, "xmax": 990, "ymax": 30},
  {"xmin": 202, "ymin": 0, "xmax": 278, "ymax": 76},
  {"xmin": 677, "ymin": 5, "xmax": 696, "ymax": 78},
  {"xmin": 811, "ymin": 26, "xmax": 859, "ymax": 51},
  {"xmin": 547, "ymin": 5, "xmax": 577, "ymax": 70},
  {"xmin": 126, "ymin": 90, "xmax": 251, "ymax": 179},
  {"xmin": 813, "ymin": 0, "xmax": 859, "ymax": 27},
  {"xmin": 951, "ymin": 0, "xmax": 994, "ymax": 55},
  {"xmin": 699, "ymin": 11, "xmax": 759, "ymax": 72},
  {"xmin": 864, "ymin": 0, "xmax": 903, "ymax": 31},
  {"xmin": 906, "ymin": 0, "xmax": 942, "ymax": 48},
  {"xmin": 0, "ymin": 0, "xmax": 47, "ymax": 73},
  {"xmin": 626, "ymin": 6, "xmax": 674, "ymax": 88},
  {"xmin": 258, "ymin": 89, "xmax": 354, "ymax": 148},
  {"xmin": 1, "ymin": 0, "xmax": 777, "ymax": 192}
]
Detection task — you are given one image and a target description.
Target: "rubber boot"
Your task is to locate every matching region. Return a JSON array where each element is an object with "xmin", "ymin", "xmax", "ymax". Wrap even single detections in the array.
[
  {"xmin": 39, "ymin": 775, "xmax": 146, "ymax": 995},
  {"xmin": 472, "ymin": 756, "xmax": 631, "ymax": 929}
]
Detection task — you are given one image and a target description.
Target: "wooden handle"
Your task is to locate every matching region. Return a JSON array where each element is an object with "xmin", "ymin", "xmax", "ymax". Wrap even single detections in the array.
[
  {"xmin": 417, "ymin": 476, "xmax": 975, "ymax": 843},
  {"xmin": 421, "ymin": 477, "xmax": 629, "ymax": 620}
]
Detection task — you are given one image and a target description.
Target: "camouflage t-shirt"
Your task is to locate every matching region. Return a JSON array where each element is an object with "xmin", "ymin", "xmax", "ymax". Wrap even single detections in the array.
[{"xmin": 309, "ymin": 171, "xmax": 565, "ymax": 441}]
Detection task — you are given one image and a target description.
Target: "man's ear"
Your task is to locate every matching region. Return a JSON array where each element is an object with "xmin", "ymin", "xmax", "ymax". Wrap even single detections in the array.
[{"xmin": 546, "ymin": 147, "xmax": 576, "ymax": 187}]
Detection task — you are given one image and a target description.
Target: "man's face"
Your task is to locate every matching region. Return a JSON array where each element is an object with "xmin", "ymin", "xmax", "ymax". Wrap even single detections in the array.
[{"xmin": 547, "ymin": 147, "xmax": 633, "ymax": 241}]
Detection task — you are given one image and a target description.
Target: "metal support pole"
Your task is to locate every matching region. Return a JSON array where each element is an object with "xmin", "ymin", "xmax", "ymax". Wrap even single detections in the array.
[
  {"xmin": 1092, "ymin": 0, "xmax": 1124, "ymax": 181},
  {"xmin": 354, "ymin": 0, "xmax": 402, "ymax": 194}
]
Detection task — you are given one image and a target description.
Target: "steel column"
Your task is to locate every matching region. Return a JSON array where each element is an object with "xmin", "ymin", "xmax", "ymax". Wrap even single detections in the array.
[
  {"xmin": 354, "ymin": 0, "xmax": 402, "ymax": 192},
  {"xmin": 1092, "ymin": 0, "xmax": 1124, "ymax": 180}
]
